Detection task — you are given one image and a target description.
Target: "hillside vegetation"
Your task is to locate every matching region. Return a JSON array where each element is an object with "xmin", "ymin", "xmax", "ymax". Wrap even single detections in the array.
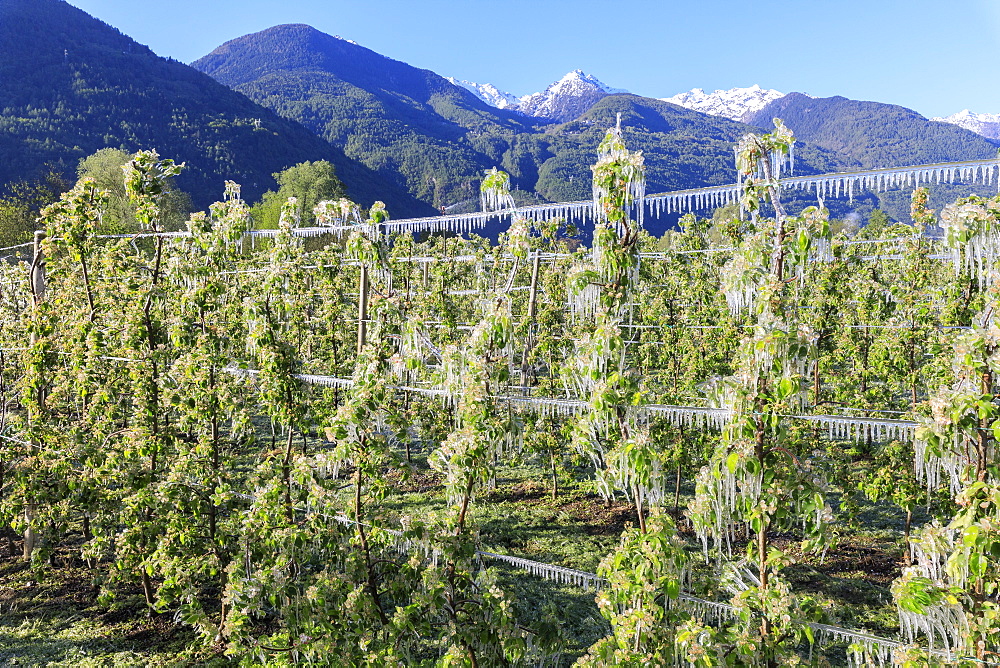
[{"xmin": 0, "ymin": 0, "xmax": 430, "ymax": 216}]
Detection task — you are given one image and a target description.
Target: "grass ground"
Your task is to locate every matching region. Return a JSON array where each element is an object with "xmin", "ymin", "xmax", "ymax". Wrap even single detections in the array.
[
  {"xmin": 0, "ymin": 443, "xmax": 917, "ymax": 666},
  {"xmin": 0, "ymin": 558, "xmax": 199, "ymax": 666}
]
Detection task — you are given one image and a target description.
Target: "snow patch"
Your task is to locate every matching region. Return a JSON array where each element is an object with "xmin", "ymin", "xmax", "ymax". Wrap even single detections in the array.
[
  {"xmin": 662, "ymin": 84, "xmax": 785, "ymax": 122},
  {"xmin": 446, "ymin": 77, "xmax": 520, "ymax": 110},
  {"xmin": 446, "ymin": 69, "xmax": 628, "ymax": 121},
  {"xmin": 517, "ymin": 70, "xmax": 628, "ymax": 121},
  {"xmin": 932, "ymin": 109, "xmax": 1000, "ymax": 141}
]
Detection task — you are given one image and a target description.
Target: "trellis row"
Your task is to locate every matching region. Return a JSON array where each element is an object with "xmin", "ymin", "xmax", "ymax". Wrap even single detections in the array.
[
  {"xmin": 321, "ymin": 512, "xmax": 930, "ymax": 667},
  {"xmin": 223, "ymin": 367, "xmax": 918, "ymax": 443},
  {"xmin": 80, "ymin": 226, "xmax": 950, "ymax": 289},
  {"xmin": 12, "ymin": 355, "xmax": 914, "ymax": 455},
  {"xmin": 221, "ymin": 492, "xmax": 940, "ymax": 666}
]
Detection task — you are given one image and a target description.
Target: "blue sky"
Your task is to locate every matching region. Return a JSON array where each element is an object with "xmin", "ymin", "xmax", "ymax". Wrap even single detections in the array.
[{"xmin": 67, "ymin": 0, "xmax": 1000, "ymax": 119}]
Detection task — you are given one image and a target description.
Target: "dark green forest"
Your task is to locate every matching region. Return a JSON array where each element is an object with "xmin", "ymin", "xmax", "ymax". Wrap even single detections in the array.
[
  {"xmin": 0, "ymin": 0, "xmax": 430, "ymax": 217},
  {"xmin": 747, "ymin": 93, "xmax": 999, "ymax": 168}
]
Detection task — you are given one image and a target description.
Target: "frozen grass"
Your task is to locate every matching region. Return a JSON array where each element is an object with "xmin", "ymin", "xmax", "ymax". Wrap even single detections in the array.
[
  {"xmin": 0, "ymin": 560, "xmax": 210, "ymax": 667},
  {"xmin": 0, "ymin": 439, "xmax": 920, "ymax": 665}
]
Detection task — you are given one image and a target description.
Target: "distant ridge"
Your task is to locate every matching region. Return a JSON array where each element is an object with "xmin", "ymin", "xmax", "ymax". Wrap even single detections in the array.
[
  {"xmin": 0, "ymin": 1, "xmax": 428, "ymax": 214},
  {"xmin": 933, "ymin": 110, "xmax": 1000, "ymax": 141},
  {"xmin": 744, "ymin": 93, "xmax": 1000, "ymax": 168},
  {"xmin": 5, "ymin": 6, "xmax": 976, "ymax": 228},
  {"xmin": 516, "ymin": 70, "xmax": 628, "ymax": 122},
  {"xmin": 662, "ymin": 85, "xmax": 786, "ymax": 122},
  {"xmin": 193, "ymin": 23, "xmax": 542, "ymax": 210},
  {"xmin": 191, "ymin": 24, "xmax": 871, "ymax": 228},
  {"xmin": 445, "ymin": 78, "xmax": 520, "ymax": 110},
  {"xmin": 444, "ymin": 70, "xmax": 629, "ymax": 122}
]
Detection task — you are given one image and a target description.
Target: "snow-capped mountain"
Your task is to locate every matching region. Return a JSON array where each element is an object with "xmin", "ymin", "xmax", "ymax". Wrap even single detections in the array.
[
  {"xmin": 662, "ymin": 85, "xmax": 785, "ymax": 122},
  {"xmin": 516, "ymin": 70, "xmax": 628, "ymax": 122},
  {"xmin": 446, "ymin": 69, "xmax": 628, "ymax": 122},
  {"xmin": 446, "ymin": 77, "xmax": 520, "ymax": 110},
  {"xmin": 932, "ymin": 109, "xmax": 1000, "ymax": 141}
]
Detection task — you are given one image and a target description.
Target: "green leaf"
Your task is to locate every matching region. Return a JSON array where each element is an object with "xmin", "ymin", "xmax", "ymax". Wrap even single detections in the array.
[{"xmin": 726, "ymin": 452, "xmax": 740, "ymax": 474}]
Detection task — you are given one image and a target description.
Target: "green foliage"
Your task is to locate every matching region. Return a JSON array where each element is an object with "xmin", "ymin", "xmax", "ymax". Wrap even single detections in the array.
[
  {"xmin": 575, "ymin": 513, "xmax": 689, "ymax": 666},
  {"xmin": 77, "ymin": 148, "xmax": 191, "ymax": 233},
  {"xmin": 0, "ymin": 0, "xmax": 427, "ymax": 217},
  {"xmin": 8, "ymin": 121, "xmax": 1000, "ymax": 666},
  {"xmin": 251, "ymin": 160, "xmax": 347, "ymax": 229},
  {"xmin": 0, "ymin": 170, "xmax": 70, "ymax": 248}
]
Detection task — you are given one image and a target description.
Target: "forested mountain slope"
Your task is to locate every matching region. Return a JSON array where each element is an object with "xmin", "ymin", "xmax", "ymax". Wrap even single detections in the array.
[
  {"xmin": 523, "ymin": 95, "xmax": 855, "ymax": 204},
  {"xmin": 193, "ymin": 24, "xmax": 540, "ymax": 210},
  {"xmin": 192, "ymin": 25, "xmax": 859, "ymax": 222},
  {"xmin": 745, "ymin": 93, "xmax": 1000, "ymax": 167},
  {"xmin": 0, "ymin": 0, "xmax": 430, "ymax": 215}
]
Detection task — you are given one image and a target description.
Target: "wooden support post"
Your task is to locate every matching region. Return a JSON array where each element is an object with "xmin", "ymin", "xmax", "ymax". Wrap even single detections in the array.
[
  {"xmin": 24, "ymin": 231, "xmax": 45, "ymax": 560},
  {"xmin": 520, "ymin": 252, "xmax": 543, "ymax": 387},
  {"xmin": 527, "ymin": 252, "xmax": 541, "ymax": 321},
  {"xmin": 357, "ymin": 263, "xmax": 369, "ymax": 355},
  {"xmin": 30, "ymin": 230, "xmax": 45, "ymax": 306}
]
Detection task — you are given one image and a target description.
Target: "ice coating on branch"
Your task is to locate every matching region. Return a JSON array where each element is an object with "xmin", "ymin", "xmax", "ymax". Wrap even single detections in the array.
[
  {"xmin": 735, "ymin": 119, "xmax": 794, "ymax": 185},
  {"xmin": 914, "ymin": 314, "xmax": 1000, "ymax": 494},
  {"xmin": 689, "ymin": 453, "xmax": 747, "ymax": 560},
  {"xmin": 894, "ymin": 525, "xmax": 969, "ymax": 655},
  {"xmin": 565, "ymin": 117, "xmax": 646, "ymax": 320},
  {"xmin": 591, "ymin": 114, "xmax": 646, "ymax": 230},
  {"xmin": 940, "ymin": 198, "xmax": 1000, "ymax": 287},
  {"xmin": 604, "ymin": 430, "xmax": 672, "ymax": 506},
  {"xmin": 721, "ymin": 252, "xmax": 760, "ymax": 313},
  {"xmin": 736, "ymin": 313, "xmax": 816, "ymax": 403},
  {"xmin": 480, "ymin": 168, "xmax": 516, "ymax": 213},
  {"xmin": 313, "ymin": 198, "xmax": 362, "ymax": 227},
  {"xmin": 912, "ymin": 425, "xmax": 963, "ymax": 495},
  {"xmin": 566, "ymin": 262, "xmax": 602, "ymax": 316},
  {"xmin": 562, "ymin": 317, "xmax": 623, "ymax": 399}
]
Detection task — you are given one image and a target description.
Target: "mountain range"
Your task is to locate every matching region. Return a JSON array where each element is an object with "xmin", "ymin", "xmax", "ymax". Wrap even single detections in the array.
[
  {"xmin": 0, "ymin": 0, "xmax": 429, "ymax": 215},
  {"xmin": 450, "ymin": 70, "xmax": 628, "ymax": 122},
  {"xmin": 438, "ymin": 75, "xmax": 1000, "ymax": 148},
  {"xmin": 931, "ymin": 110, "xmax": 1000, "ymax": 141},
  {"xmin": 190, "ymin": 23, "xmax": 998, "ymax": 225},
  {"xmin": 191, "ymin": 24, "xmax": 866, "ymax": 228},
  {"xmin": 1, "ymin": 0, "xmax": 997, "ymax": 233},
  {"xmin": 192, "ymin": 24, "xmax": 541, "ymax": 212},
  {"xmin": 660, "ymin": 85, "xmax": 786, "ymax": 123}
]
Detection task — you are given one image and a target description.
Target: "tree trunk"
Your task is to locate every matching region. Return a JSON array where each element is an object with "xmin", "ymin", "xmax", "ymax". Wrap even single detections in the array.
[
  {"xmin": 354, "ymin": 462, "xmax": 389, "ymax": 625},
  {"xmin": 550, "ymin": 447, "xmax": 558, "ymax": 501},
  {"xmin": 21, "ymin": 504, "xmax": 35, "ymax": 561},
  {"xmin": 283, "ymin": 426, "xmax": 295, "ymax": 524},
  {"xmin": 903, "ymin": 507, "xmax": 913, "ymax": 566},
  {"xmin": 634, "ymin": 485, "xmax": 646, "ymax": 534},
  {"xmin": 674, "ymin": 463, "xmax": 682, "ymax": 517},
  {"xmin": 357, "ymin": 264, "xmax": 369, "ymax": 355}
]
